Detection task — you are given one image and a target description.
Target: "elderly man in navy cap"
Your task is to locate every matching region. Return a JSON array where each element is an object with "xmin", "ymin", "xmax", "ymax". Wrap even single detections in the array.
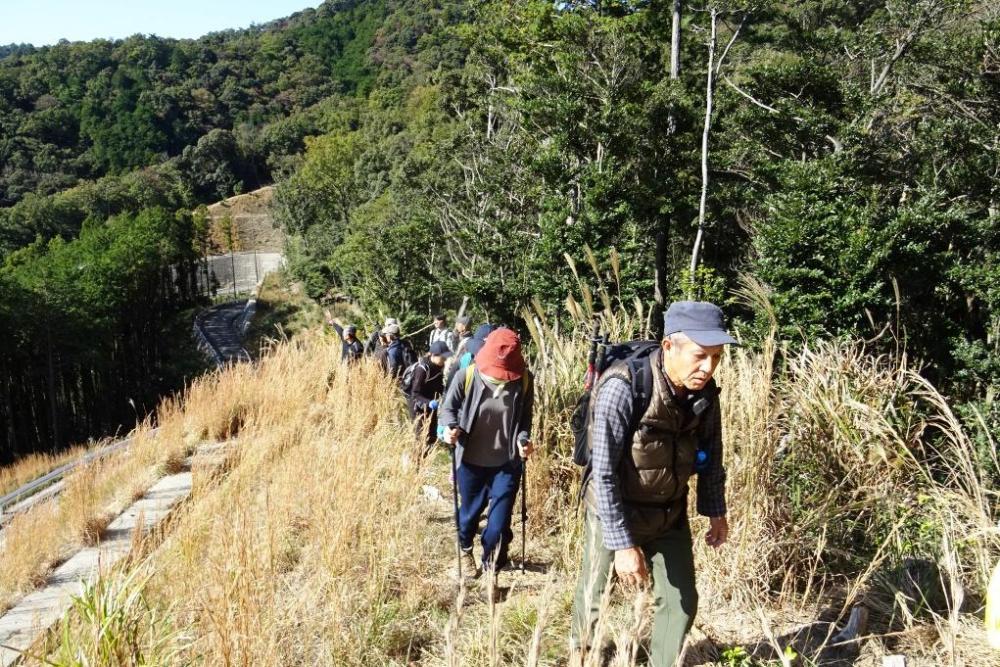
[{"xmin": 569, "ymin": 301, "xmax": 737, "ymax": 667}]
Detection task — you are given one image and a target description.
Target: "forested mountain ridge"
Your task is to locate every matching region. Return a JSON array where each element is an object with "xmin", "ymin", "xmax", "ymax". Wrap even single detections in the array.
[
  {"xmin": 0, "ymin": 0, "xmax": 472, "ymax": 462},
  {"xmin": 0, "ymin": 0, "xmax": 469, "ymax": 253}
]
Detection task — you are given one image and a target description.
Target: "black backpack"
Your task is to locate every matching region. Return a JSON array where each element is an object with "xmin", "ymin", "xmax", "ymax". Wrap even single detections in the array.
[
  {"xmin": 570, "ymin": 341, "xmax": 659, "ymax": 467},
  {"xmin": 400, "ymin": 338, "xmax": 419, "ymax": 367},
  {"xmin": 400, "ymin": 359, "xmax": 429, "ymax": 396}
]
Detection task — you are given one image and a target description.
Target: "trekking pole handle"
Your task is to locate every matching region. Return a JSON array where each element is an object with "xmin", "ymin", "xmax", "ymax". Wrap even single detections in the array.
[
  {"xmin": 517, "ymin": 432, "xmax": 530, "ymax": 460},
  {"xmin": 584, "ymin": 320, "xmax": 601, "ymax": 391}
]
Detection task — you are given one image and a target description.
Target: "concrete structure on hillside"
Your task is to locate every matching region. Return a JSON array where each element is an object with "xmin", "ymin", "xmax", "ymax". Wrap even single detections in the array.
[{"xmin": 195, "ymin": 251, "xmax": 285, "ymax": 297}]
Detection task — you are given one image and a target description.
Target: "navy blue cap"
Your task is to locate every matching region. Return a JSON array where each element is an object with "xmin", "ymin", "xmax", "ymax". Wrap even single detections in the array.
[
  {"xmin": 473, "ymin": 323, "xmax": 496, "ymax": 340},
  {"xmin": 664, "ymin": 301, "xmax": 737, "ymax": 346},
  {"xmin": 466, "ymin": 337, "xmax": 486, "ymax": 357},
  {"xmin": 429, "ymin": 341, "xmax": 453, "ymax": 357}
]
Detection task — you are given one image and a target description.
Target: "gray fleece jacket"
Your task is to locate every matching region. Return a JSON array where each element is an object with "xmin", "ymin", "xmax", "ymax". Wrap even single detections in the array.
[{"xmin": 439, "ymin": 366, "xmax": 534, "ymax": 466}]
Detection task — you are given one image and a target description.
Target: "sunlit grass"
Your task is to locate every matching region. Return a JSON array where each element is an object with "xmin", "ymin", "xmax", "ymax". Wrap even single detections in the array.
[
  {"xmin": 1, "ymin": 444, "xmax": 94, "ymax": 499},
  {"xmin": 6, "ymin": 261, "xmax": 996, "ymax": 665}
]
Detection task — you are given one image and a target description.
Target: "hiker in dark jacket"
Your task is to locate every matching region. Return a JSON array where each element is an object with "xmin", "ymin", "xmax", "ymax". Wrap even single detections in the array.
[
  {"xmin": 326, "ymin": 313, "xmax": 364, "ymax": 363},
  {"xmin": 381, "ymin": 324, "xmax": 406, "ymax": 379},
  {"xmin": 408, "ymin": 341, "xmax": 451, "ymax": 447},
  {"xmin": 365, "ymin": 317, "xmax": 398, "ymax": 356},
  {"xmin": 341, "ymin": 325, "xmax": 363, "ymax": 362},
  {"xmin": 440, "ymin": 327, "xmax": 535, "ymax": 586},
  {"xmin": 569, "ymin": 301, "xmax": 735, "ymax": 667}
]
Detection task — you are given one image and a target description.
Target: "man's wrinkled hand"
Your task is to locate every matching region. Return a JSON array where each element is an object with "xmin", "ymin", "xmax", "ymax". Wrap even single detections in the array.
[
  {"xmin": 447, "ymin": 427, "xmax": 462, "ymax": 446},
  {"xmin": 705, "ymin": 515, "xmax": 729, "ymax": 549},
  {"xmin": 613, "ymin": 546, "xmax": 648, "ymax": 592}
]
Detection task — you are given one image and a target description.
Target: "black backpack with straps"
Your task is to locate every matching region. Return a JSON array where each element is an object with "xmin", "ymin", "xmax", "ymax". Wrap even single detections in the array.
[
  {"xmin": 400, "ymin": 359, "xmax": 429, "ymax": 396},
  {"xmin": 570, "ymin": 341, "xmax": 659, "ymax": 467}
]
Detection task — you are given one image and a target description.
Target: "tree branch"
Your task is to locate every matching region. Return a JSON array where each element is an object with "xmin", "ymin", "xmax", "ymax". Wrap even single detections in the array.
[{"xmin": 722, "ymin": 75, "xmax": 843, "ymax": 153}]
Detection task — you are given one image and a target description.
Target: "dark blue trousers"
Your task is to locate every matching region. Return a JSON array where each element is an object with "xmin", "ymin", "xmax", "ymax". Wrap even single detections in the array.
[{"xmin": 456, "ymin": 458, "xmax": 522, "ymax": 570}]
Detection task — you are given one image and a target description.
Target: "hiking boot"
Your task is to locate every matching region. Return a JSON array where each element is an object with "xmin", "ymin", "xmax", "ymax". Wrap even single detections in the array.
[
  {"xmin": 456, "ymin": 548, "xmax": 480, "ymax": 581},
  {"xmin": 479, "ymin": 567, "xmax": 501, "ymax": 603}
]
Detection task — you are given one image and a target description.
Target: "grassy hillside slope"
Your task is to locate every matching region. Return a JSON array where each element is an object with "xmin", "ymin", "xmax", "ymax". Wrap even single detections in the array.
[{"xmin": 4, "ymin": 298, "xmax": 992, "ymax": 665}]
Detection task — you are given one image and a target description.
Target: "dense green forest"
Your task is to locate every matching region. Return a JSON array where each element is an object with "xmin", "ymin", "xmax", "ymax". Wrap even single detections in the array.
[
  {"xmin": 1, "ymin": 0, "xmax": 998, "ymax": 475},
  {"xmin": 0, "ymin": 0, "xmax": 464, "ymax": 461},
  {"xmin": 272, "ymin": 0, "xmax": 999, "ymax": 479}
]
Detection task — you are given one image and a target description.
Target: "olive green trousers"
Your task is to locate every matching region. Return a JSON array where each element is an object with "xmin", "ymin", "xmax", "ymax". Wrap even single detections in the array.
[{"xmin": 570, "ymin": 511, "xmax": 698, "ymax": 667}]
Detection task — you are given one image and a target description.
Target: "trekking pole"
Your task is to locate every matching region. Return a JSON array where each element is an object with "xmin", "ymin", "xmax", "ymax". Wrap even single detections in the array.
[
  {"xmin": 449, "ymin": 440, "xmax": 463, "ymax": 583},
  {"xmin": 584, "ymin": 320, "xmax": 601, "ymax": 391},
  {"xmin": 517, "ymin": 432, "xmax": 529, "ymax": 573}
]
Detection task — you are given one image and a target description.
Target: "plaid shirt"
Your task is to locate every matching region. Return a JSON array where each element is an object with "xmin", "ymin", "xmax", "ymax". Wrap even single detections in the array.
[{"xmin": 590, "ymin": 375, "xmax": 727, "ymax": 551}]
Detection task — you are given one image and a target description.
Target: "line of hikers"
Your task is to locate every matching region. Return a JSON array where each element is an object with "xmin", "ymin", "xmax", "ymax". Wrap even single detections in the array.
[{"xmin": 327, "ymin": 302, "xmax": 736, "ymax": 667}]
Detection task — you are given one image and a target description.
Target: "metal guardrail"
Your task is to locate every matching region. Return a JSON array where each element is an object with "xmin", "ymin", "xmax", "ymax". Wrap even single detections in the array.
[
  {"xmin": 0, "ymin": 429, "xmax": 158, "ymax": 526},
  {"xmin": 2, "ymin": 274, "xmax": 268, "ymax": 530}
]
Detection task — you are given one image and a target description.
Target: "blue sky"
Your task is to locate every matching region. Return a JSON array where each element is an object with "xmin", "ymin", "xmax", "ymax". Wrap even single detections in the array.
[{"xmin": 0, "ymin": 1, "xmax": 322, "ymax": 46}]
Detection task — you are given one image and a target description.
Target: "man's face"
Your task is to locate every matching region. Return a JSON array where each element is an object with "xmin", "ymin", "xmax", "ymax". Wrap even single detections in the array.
[
  {"xmin": 434, "ymin": 318, "xmax": 446, "ymax": 329},
  {"xmin": 456, "ymin": 322, "xmax": 467, "ymax": 334},
  {"xmin": 661, "ymin": 334, "xmax": 723, "ymax": 391}
]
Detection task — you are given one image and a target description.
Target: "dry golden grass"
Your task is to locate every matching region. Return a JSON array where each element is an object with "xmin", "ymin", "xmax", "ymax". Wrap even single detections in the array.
[
  {"xmin": 97, "ymin": 332, "xmax": 444, "ymax": 665},
  {"xmin": 7, "ymin": 267, "xmax": 997, "ymax": 666},
  {"xmin": 0, "ymin": 444, "xmax": 94, "ymax": 499}
]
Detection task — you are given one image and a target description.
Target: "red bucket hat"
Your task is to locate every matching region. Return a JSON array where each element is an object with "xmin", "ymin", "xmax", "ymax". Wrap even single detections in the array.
[{"xmin": 475, "ymin": 328, "xmax": 525, "ymax": 381}]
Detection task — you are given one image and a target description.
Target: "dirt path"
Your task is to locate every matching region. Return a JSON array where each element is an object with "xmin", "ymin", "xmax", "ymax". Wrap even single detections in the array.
[
  {"xmin": 411, "ymin": 445, "xmax": 580, "ymax": 665},
  {"xmin": 409, "ymin": 447, "xmax": 926, "ymax": 667}
]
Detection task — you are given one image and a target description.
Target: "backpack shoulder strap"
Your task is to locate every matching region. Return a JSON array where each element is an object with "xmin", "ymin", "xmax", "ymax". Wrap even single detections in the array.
[
  {"xmin": 624, "ymin": 347, "xmax": 657, "ymax": 431},
  {"xmin": 463, "ymin": 364, "xmax": 476, "ymax": 394},
  {"xmin": 463, "ymin": 366, "xmax": 529, "ymax": 394}
]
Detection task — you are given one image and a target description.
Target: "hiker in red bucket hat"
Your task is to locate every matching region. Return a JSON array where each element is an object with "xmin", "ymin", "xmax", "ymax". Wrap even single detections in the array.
[{"xmin": 439, "ymin": 327, "xmax": 535, "ymax": 598}]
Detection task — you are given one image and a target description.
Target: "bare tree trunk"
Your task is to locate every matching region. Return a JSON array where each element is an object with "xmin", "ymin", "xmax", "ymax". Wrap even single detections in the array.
[
  {"xmin": 653, "ymin": 230, "xmax": 668, "ymax": 313},
  {"xmin": 689, "ymin": 7, "xmax": 718, "ymax": 294},
  {"xmin": 670, "ymin": 0, "xmax": 682, "ymax": 79},
  {"xmin": 0, "ymin": 370, "xmax": 14, "ymax": 456},
  {"xmin": 45, "ymin": 322, "xmax": 60, "ymax": 451},
  {"xmin": 653, "ymin": 0, "xmax": 683, "ymax": 330}
]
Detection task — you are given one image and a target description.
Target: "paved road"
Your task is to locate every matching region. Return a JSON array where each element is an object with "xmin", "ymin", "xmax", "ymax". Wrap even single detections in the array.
[{"xmin": 197, "ymin": 301, "xmax": 251, "ymax": 364}]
